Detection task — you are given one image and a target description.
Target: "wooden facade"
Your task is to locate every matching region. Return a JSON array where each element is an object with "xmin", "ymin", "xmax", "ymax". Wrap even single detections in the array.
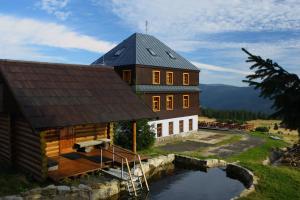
[
  {"xmin": 114, "ymin": 64, "xmax": 200, "ymax": 120},
  {"xmin": 114, "ymin": 64, "xmax": 199, "ymax": 86},
  {"xmin": 14, "ymin": 118, "xmax": 44, "ymax": 180},
  {"xmin": 44, "ymin": 123, "xmax": 109, "ymax": 158},
  {"xmin": 0, "ymin": 60, "xmax": 155, "ymax": 181},
  {"xmin": 0, "ymin": 114, "xmax": 11, "ymax": 163},
  {"xmin": 140, "ymin": 92, "xmax": 199, "ymax": 119}
]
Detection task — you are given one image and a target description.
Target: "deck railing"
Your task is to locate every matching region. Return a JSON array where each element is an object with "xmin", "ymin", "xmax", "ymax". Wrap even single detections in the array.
[
  {"xmin": 100, "ymin": 147, "xmax": 138, "ymax": 196},
  {"xmin": 111, "ymin": 144, "xmax": 149, "ymax": 192},
  {"xmin": 98, "ymin": 144, "xmax": 150, "ymax": 196}
]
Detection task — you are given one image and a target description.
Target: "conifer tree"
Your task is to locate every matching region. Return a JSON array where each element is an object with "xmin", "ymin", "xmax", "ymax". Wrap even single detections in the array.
[{"xmin": 242, "ymin": 48, "xmax": 300, "ymax": 141}]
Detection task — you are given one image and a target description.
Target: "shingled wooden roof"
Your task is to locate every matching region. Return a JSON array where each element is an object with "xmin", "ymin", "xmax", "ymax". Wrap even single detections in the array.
[{"xmin": 0, "ymin": 60, "xmax": 157, "ymax": 130}]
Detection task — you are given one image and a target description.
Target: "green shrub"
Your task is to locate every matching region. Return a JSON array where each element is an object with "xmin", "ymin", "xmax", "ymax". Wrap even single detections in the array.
[
  {"xmin": 114, "ymin": 119, "xmax": 156, "ymax": 151},
  {"xmin": 255, "ymin": 126, "xmax": 270, "ymax": 132},
  {"xmin": 274, "ymin": 123, "xmax": 279, "ymax": 130}
]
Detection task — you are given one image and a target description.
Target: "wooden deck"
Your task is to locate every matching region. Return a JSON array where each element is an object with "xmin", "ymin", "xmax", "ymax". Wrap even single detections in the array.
[{"xmin": 47, "ymin": 145, "xmax": 148, "ymax": 182}]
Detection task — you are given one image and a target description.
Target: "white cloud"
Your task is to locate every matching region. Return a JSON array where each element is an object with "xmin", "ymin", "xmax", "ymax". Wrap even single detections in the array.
[
  {"xmin": 38, "ymin": 0, "xmax": 71, "ymax": 20},
  {"xmin": 104, "ymin": 0, "xmax": 300, "ymax": 66},
  {"xmin": 0, "ymin": 15, "xmax": 115, "ymax": 61},
  {"xmin": 107, "ymin": 0, "xmax": 300, "ymax": 36},
  {"xmin": 192, "ymin": 61, "xmax": 250, "ymax": 75}
]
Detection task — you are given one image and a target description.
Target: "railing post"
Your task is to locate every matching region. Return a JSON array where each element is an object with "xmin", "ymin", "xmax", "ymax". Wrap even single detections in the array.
[
  {"xmin": 112, "ymin": 146, "xmax": 115, "ymax": 164},
  {"xmin": 121, "ymin": 158, "xmax": 124, "ymax": 179},
  {"xmin": 134, "ymin": 155, "xmax": 136, "ymax": 170},
  {"xmin": 100, "ymin": 148, "xmax": 103, "ymax": 168},
  {"xmin": 138, "ymin": 154, "xmax": 149, "ymax": 192}
]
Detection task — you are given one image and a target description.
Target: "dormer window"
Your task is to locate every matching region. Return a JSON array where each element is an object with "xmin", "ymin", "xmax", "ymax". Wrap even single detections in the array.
[
  {"xmin": 166, "ymin": 51, "xmax": 176, "ymax": 59},
  {"xmin": 147, "ymin": 48, "xmax": 157, "ymax": 56},
  {"xmin": 114, "ymin": 47, "xmax": 125, "ymax": 57}
]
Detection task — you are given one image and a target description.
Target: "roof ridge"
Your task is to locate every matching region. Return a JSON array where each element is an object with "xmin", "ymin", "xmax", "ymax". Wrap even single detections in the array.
[{"xmin": 0, "ymin": 59, "xmax": 113, "ymax": 70}]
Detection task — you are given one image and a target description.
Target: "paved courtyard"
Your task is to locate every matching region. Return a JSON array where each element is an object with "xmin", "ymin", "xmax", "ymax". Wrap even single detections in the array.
[{"xmin": 156, "ymin": 129, "xmax": 265, "ymax": 158}]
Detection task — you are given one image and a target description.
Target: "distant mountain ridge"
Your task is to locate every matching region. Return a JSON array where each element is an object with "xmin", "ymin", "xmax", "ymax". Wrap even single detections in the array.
[{"xmin": 200, "ymin": 84, "xmax": 273, "ymax": 114}]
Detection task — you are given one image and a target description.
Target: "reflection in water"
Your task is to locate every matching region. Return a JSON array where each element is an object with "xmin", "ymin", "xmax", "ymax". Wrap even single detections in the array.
[{"xmin": 119, "ymin": 165, "xmax": 245, "ymax": 200}]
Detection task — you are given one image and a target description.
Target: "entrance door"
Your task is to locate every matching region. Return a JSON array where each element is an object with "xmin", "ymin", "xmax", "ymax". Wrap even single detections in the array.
[{"xmin": 60, "ymin": 128, "xmax": 75, "ymax": 154}]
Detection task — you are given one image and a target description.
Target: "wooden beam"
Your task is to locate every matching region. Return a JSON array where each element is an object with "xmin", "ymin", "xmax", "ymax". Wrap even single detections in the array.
[{"xmin": 132, "ymin": 121, "xmax": 137, "ymax": 153}]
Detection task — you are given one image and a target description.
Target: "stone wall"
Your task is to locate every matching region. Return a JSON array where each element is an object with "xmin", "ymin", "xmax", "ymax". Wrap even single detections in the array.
[
  {"xmin": 0, "ymin": 154, "xmax": 175, "ymax": 200},
  {"xmin": 226, "ymin": 164, "xmax": 257, "ymax": 200},
  {"xmin": 175, "ymin": 155, "xmax": 227, "ymax": 168},
  {"xmin": 0, "ymin": 154, "xmax": 256, "ymax": 200}
]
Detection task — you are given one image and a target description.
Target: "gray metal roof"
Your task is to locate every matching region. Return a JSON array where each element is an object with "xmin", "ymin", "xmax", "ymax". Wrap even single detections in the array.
[
  {"xmin": 92, "ymin": 33, "xmax": 199, "ymax": 71},
  {"xmin": 133, "ymin": 85, "xmax": 200, "ymax": 93}
]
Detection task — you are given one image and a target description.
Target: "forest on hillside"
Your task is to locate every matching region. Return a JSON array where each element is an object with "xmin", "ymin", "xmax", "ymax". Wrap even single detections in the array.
[{"xmin": 201, "ymin": 108, "xmax": 269, "ymax": 123}]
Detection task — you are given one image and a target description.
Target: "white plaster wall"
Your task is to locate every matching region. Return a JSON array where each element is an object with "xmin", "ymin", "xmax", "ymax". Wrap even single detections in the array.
[{"xmin": 148, "ymin": 115, "xmax": 198, "ymax": 137}]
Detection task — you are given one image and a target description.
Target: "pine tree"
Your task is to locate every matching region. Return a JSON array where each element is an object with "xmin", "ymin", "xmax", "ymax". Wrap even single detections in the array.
[{"xmin": 242, "ymin": 48, "xmax": 300, "ymax": 142}]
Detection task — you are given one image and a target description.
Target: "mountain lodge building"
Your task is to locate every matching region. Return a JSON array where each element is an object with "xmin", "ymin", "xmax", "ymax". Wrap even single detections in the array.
[{"xmin": 93, "ymin": 33, "xmax": 200, "ymax": 137}]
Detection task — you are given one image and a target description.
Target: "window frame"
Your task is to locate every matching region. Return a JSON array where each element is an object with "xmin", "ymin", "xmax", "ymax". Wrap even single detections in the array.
[
  {"xmin": 166, "ymin": 95, "xmax": 174, "ymax": 111},
  {"xmin": 157, "ymin": 123, "xmax": 162, "ymax": 137},
  {"xmin": 183, "ymin": 94, "xmax": 190, "ymax": 109},
  {"xmin": 183, "ymin": 73, "xmax": 190, "ymax": 85},
  {"xmin": 152, "ymin": 70, "xmax": 161, "ymax": 85},
  {"xmin": 189, "ymin": 119, "xmax": 193, "ymax": 131},
  {"xmin": 169, "ymin": 122, "xmax": 174, "ymax": 135},
  {"xmin": 122, "ymin": 70, "xmax": 131, "ymax": 84},
  {"xmin": 179, "ymin": 120, "xmax": 184, "ymax": 133},
  {"xmin": 166, "ymin": 71, "xmax": 174, "ymax": 85},
  {"xmin": 152, "ymin": 96, "xmax": 161, "ymax": 112}
]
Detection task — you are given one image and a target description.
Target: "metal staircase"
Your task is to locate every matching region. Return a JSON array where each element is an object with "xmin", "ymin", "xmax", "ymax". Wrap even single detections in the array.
[{"xmin": 100, "ymin": 147, "xmax": 149, "ymax": 197}]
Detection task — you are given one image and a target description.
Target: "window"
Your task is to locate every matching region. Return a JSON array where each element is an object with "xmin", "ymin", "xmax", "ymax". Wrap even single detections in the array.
[
  {"xmin": 179, "ymin": 120, "xmax": 184, "ymax": 133},
  {"xmin": 183, "ymin": 95, "xmax": 189, "ymax": 108},
  {"xmin": 169, "ymin": 122, "xmax": 173, "ymax": 135},
  {"xmin": 183, "ymin": 73, "xmax": 189, "ymax": 85},
  {"xmin": 189, "ymin": 119, "xmax": 193, "ymax": 131},
  {"xmin": 166, "ymin": 51, "xmax": 176, "ymax": 59},
  {"xmin": 152, "ymin": 96, "xmax": 160, "ymax": 112},
  {"xmin": 166, "ymin": 71, "xmax": 173, "ymax": 85},
  {"xmin": 157, "ymin": 123, "xmax": 162, "ymax": 137},
  {"xmin": 147, "ymin": 48, "xmax": 157, "ymax": 56},
  {"xmin": 122, "ymin": 70, "xmax": 131, "ymax": 84},
  {"xmin": 152, "ymin": 70, "xmax": 160, "ymax": 84},
  {"xmin": 166, "ymin": 95, "xmax": 174, "ymax": 110},
  {"xmin": 114, "ymin": 47, "xmax": 125, "ymax": 56}
]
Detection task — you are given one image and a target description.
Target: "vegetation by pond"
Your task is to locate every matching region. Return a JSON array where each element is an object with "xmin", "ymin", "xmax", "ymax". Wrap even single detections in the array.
[
  {"xmin": 0, "ymin": 164, "xmax": 39, "ymax": 196},
  {"xmin": 141, "ymin": 131, "xmax": 300, "ymax": 200},
  {"xmin": 1, "ymin": 130, "xmax": 299, "ymax": 199},
  {"xmin": 226, "ymin": 132, "xmax": 300, "ymax": 200}
]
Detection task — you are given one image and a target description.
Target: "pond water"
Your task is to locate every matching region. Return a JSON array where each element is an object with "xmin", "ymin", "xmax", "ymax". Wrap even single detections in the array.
[
  {"xmin": 118, "ymin": 166, "xmax": 245, "ymax": 200},
  {"xmin": 146, "ymin": 167, "xmax": 245, "ymax": 200}
]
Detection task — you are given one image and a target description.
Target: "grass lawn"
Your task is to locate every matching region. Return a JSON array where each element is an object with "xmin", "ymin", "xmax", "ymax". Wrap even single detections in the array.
[
  {"xmin": 226, "ymin": 132, "xmax": 300, "ymax": 200},
  {"xmin": 141, "ymin": 131, "xmax": 300, "ymax": 200}
]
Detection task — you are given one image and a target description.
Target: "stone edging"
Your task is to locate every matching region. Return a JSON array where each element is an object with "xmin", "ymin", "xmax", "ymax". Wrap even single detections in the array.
[
  {"xmin": 0, "ymin": 154, "xmax": 257, "ymax": 200},
  {"xmin": 174, "ymin": 155, "xmax": 257, "ymax": 200}
]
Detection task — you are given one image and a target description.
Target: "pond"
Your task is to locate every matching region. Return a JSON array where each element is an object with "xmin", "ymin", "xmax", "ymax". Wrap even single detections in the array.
[{"xmin": 120, "ymin": 166, "xmax": 245, "ymax": 200}]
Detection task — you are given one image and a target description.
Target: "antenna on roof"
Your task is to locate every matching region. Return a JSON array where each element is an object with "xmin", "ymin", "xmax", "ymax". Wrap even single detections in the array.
[
  {"xmin": 145, "ymin": 20, "xmax": 148, "ymax": 34},
  {"xmin": 100, "ymin": 54, "xmax": 105, "ymax": 65}
]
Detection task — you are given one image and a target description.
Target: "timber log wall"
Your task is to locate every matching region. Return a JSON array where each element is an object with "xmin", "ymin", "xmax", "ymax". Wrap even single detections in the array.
[
  {"xmin": 0, "ymin": 114, "xmax": 11, "ymax": 163},
  {"xmin": 14, "ymin": 118, "xmax": 43, "ymax": 181},
  {"xmin": 44, "ymin": 123, "xmax": 108, "ymax": 157}
]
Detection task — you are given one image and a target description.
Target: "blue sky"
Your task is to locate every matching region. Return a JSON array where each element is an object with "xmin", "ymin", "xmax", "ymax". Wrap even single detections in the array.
[{"xmin": 1, "ymin": 0, "xmax": 300, "ymax": 86}]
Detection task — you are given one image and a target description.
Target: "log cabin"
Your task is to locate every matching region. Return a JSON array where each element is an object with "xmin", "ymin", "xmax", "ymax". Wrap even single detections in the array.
[
  {"xmin": 0, "ymin": 59, "xmax": 156, "ymax": 181},
  {"xmin": 93, "ymin": 33, "xmax": 200, "ymax": 137}
]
